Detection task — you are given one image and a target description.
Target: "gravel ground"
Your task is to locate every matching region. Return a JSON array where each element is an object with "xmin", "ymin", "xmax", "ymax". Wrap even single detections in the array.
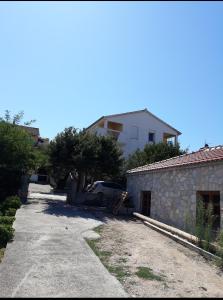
[{"xmin": 94, "ymin": 216, "xmax": 223, "ymax": 298}]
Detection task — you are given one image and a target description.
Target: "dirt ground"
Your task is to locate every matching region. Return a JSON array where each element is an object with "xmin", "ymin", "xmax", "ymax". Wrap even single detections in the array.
[{"xmin": 95, "ymin": 216, "xmax": 223, "ymax": 298}]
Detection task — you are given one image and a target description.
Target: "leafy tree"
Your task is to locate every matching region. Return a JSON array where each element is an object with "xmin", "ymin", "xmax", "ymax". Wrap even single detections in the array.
[
  {"xmin": 32, "ymin": 147, "xmax": 50, "ymax": 174},
  {"xmin": 95, "ymin": 135, "xmax": 123, "ymax": 180},
  {"xmin": 0, "ymin": 121, "xmax": 36, "ymax": 200},
  {"xmin": 0, "ymin": 110, "xmax": 36, "ymax": 126},
  {"xmin": 49, "ymin": 127, "xmax": 123, "ymax": 190},
  {"xmin": 49, "ymin": 127, "xmax": 81, "ymax": 188},
  {"xmin": 125, "ymin": 142, "xmax": 187, "ymax": 171}
]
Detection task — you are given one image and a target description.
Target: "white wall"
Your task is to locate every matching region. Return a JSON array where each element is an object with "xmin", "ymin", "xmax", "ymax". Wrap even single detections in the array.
[{"xmin": 88, "ymin": 111, "xmax": 180, "ymax": 158}]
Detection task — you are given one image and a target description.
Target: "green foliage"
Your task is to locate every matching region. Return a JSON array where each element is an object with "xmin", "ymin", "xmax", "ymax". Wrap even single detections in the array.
[
  {"xmin": 203, "ymin": 205, "xmax": 214, "ymax": 251},
  {"xmin": 0, "ymin": 122, "xmax": 35, "ymax": 171},
  {"xmin": 0, "ymin": 224, "xmax": 14, "ymax": 247},
  {"xmin": 0, "ymin": 110, "xmax": 36, "ymax": 126},
  {"xmin": 0, "ymin": 216, "xmax": 15, "ymax": 225},
  {"xmin": 4, "ymin": 208, "xmax": 17, "ymax": 216},
  {"xmin": 96, "ymin": 135, "xmax": 123, "ymax": 179},
  {"xmin": 215, "ymin": 231, "xmax": 223, "ymax": 268},
  {"xmin": 125, "ymin": 142, "xmax": 187, "ymax": 171},
  {"xmin": 195, "ymin": 200, "xmax": 214, "ymax": 250},
  {"xmin": 0, "ymin": 121, "xmax": 37, "ymax": 200},
  {"xmin": 49, "ymin": 127, "xmax": 123, "ymax": 189},
  {"xmin": 0, "ymin": 248, "xmax": 4, "ymax": 263},
  {"xmin": 1, "ymin": 196, "xmax": 21, "ymax": 213},
  {"xmin": 195, "ymin": 200, "xmax": 206, "ymax": 246},
  {"xmin": 32, "ymin": 147, "xmax": 50, "ymax": 174},
  {"xmin": 49, "ymin": 127, "xmax": 80, "ymax": 187}
]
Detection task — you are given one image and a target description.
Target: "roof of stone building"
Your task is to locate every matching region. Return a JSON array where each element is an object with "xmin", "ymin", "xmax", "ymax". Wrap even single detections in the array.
[{"xmin": 127, "ymin": 145, "xmax": 223, "ymax": 174}]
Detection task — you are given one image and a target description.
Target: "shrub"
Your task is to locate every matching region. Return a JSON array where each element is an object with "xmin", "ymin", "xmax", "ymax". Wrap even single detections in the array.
[
  {"xmin": 216, "ymin": 231, "xmax": 223, "ymax": 268},
  {"xmin": 0, "ymin": 224, "xmax": 14, "ymax": 247},
  {"xmin": 0, "ymin": 119, "xmax": 36, "ymax": 201},
  {"xmin": 0, "ymin": 216, "xmax": 15, "ymax": 225},
  {"xmin": 1, "ymin": 196, "xmax": 21, "ymax": 214},
  {"xmin": 4, "ymin": 208, "xmax": 17, "ymax": 216},
  {"xmin": 195, "ymin": 200, "xmax": 215, "ymax": 250}
]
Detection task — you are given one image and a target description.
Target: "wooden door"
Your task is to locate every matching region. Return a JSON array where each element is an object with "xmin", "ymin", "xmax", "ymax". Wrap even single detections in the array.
[{"xmin": 141, "ymin": 191, "xmax": 151, "ymax": 217}]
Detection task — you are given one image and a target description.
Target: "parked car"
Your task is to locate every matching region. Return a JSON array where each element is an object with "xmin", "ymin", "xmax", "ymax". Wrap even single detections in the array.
[{"xmin": 85, "ymin": 181, "xmax": 125, "ymax": 204}]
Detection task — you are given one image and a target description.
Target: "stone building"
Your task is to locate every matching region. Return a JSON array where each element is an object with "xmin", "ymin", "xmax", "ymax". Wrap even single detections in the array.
[{"xmin": 126, "ymin": 145, "xmax": 223, "ymax": 233}]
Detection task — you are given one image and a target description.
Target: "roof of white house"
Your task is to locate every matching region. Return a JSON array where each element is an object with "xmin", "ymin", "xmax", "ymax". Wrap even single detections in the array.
[
  {"xmin": 127, "ymin": 145, "xmax": 223, "ymax": 174},
  {"xmin": 85, "ymin": 108, "xmax": 181, "ymax": 135}
]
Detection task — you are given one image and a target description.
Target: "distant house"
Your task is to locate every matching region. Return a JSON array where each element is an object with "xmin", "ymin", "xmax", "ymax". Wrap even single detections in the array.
[
  {"xmin": 19, "ymin": 125, "xmax": 40, "ymax": 144},
  {"xmin": 19, "ymin": 125, "xmax": 50, "ymax": 184},
  {"xmin": 86, "ymin": 108, "xmax": 181, "ymax": 158},
  {"xmin": 126, "ymin": 145, "xmax": 223, "ymax": 233},
  {"xmin": 19, "ymin": 125, "xmax": 49, "ymax": 147}
]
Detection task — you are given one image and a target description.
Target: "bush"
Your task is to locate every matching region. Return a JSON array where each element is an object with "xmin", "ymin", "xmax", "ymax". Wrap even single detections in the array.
[
  {"xmin": 4, "ymin": 208, "xmax": 17, "ymax": 216},
  {"xmin": 0, "ymin": 216, "xmax": 15, "ymax": 225},
  {"xmin": 1, "ymin": 196, "xmax": 21, "ymax": 214},
  {"xmin": 0, "ymin": 120, "xmax": 36, "ymax": 201},
  {"xmin": 0, "ymin": 224, "xmax": 14, "ymax": 247},
  {"xmin": 216, "ymin": 231, "xmax": 223, "ymax": 268}
]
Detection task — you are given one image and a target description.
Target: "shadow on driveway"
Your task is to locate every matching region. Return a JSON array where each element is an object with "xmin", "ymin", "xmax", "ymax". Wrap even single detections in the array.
[{"xmin": 29, "ymin": 196, "xmax": 135, "ymax": 225}]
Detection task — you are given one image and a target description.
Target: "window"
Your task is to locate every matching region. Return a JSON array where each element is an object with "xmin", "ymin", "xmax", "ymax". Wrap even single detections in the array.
[
  {"xmin": 148, "ymin": 132, "xmax": 155, "ymax": 143},
  {"xmin": 131, "ymin": 126, "xmax": 139, "ymax": 139}
]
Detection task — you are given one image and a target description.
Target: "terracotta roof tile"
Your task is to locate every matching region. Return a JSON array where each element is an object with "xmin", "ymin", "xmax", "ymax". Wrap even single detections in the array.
[{"xmin": 127, "ymin": 146, "xmax": 223, "ymax": 174}]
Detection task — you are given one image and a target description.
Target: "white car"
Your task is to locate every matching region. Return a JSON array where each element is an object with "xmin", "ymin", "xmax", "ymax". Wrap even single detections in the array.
[{"xmin": 86, "ymin": 181, "xmax": 124, "ymax": 202}]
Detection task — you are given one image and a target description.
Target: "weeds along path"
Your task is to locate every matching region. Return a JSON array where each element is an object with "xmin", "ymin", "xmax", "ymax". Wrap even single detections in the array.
[{"xmin": 87, "ymin": 217, "xmax": 223, "ymax": 298}]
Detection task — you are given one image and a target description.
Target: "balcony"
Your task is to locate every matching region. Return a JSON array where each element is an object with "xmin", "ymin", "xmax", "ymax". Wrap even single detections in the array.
[{"xmin": 163, "ymin": 133, "xmax": 178, "ymax": 145}]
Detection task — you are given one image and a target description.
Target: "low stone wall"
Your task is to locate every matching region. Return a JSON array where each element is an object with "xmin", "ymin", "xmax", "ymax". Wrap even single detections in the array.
[{"xmin": 127, "ymin": 161, "xmax": 223, "ymax": 232}]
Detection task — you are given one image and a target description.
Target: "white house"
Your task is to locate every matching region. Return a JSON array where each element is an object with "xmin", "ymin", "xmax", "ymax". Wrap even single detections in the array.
[{"xmin": 86, "ymin": 108, "xmax": 181, "ymax": 158}]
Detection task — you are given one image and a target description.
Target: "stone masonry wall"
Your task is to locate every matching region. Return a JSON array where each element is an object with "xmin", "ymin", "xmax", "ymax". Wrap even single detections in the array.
[{"xmin": 127, "ymin": 161, "xmax": 223, "ymax": 233}]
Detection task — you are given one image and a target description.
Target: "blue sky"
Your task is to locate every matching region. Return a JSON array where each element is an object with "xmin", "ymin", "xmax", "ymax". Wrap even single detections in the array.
[{"xmin": 0, "ymin": 1, "xmax": 222, "ymax": 151}]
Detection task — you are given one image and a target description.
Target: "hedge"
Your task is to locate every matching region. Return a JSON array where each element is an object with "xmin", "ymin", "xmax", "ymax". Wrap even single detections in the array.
[{"xmin": 0, "ymin": 225, "xmax": 14, "ymax": 248}]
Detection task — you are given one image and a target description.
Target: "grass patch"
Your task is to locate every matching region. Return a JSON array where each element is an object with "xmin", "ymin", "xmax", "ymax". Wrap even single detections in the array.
[
  {"xmin": 117, "ymin": 257, "xmax": 128, "ymax": 264},
  {"xmin": 135, "ymin": 266, "xmax": 164, "ymax": 281},
  {"xmin": 86, "ymin": 227, "xmax": 131, "ymax": 283},
  {"xmin": 107, "ymin": 265, "xmax": 131, "ymax": 282},
  {"xmin": 86, "ymin": 238, "xmax": 112, "ymax": 261},
  {"xmin": 93, "ymin": 225, "xmax": 104, "ymax": 235},
  {"xmin": 0, "ymin": 248, "xmax": 5, "ymax": 263}
]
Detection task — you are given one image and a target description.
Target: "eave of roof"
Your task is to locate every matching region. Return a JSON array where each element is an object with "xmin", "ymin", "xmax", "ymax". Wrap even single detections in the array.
[
  {"xmin": 127, "ymin": 146, "xmax": 223, "ymax": 175},
  {"xmin": 85, "ymin": 108, "xmax": 181, "ymax": 134}
]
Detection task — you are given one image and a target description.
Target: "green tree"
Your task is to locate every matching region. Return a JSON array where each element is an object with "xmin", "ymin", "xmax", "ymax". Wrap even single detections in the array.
[
  {"xmin": 32, "ymin": 147, "xmax": 50, "ymax": 174},
  {"xmin": 49, "ymin": 127, "xmax": 123, "ymax": 190},
  {"xmin": 0, "ymin": 110, "xmax": 36, "ymax": 126},
  {"xmin": 125, "ymin": 142, "xmax": 187, "ymax": 171},
  {"xmin": 0, "ymin": 121, "xmax": 36, "ymax": 200},
  {"xmin": 95, "ymin": 135, "xmax": 123, "ymax": 180},
  {"xmin": 49, "ymin": 127, "xmax": 81, "ymax": 188}
]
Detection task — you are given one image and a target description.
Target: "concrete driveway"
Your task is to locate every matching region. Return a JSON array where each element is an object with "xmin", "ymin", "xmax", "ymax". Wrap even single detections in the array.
[{"xmin": 0, "ymin": 184, "xmax": 127, "ymax": 297}]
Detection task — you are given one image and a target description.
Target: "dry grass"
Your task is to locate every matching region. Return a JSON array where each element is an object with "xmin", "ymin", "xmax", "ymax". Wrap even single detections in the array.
[{"xmin": 0, "ymin": 248, "xmax": 5, "ymax": 263}]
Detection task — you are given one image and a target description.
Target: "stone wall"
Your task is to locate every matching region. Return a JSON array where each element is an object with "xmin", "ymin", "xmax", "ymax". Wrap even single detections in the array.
[{"xmin": 127, "ymin": 161, "xmax": 223, "ymax": 232}]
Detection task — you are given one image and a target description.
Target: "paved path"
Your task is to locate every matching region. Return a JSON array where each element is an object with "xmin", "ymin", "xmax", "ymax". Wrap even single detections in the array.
[{"xmin": 0, "ymin": 184, "xmax": 127, "ymax": 297}]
